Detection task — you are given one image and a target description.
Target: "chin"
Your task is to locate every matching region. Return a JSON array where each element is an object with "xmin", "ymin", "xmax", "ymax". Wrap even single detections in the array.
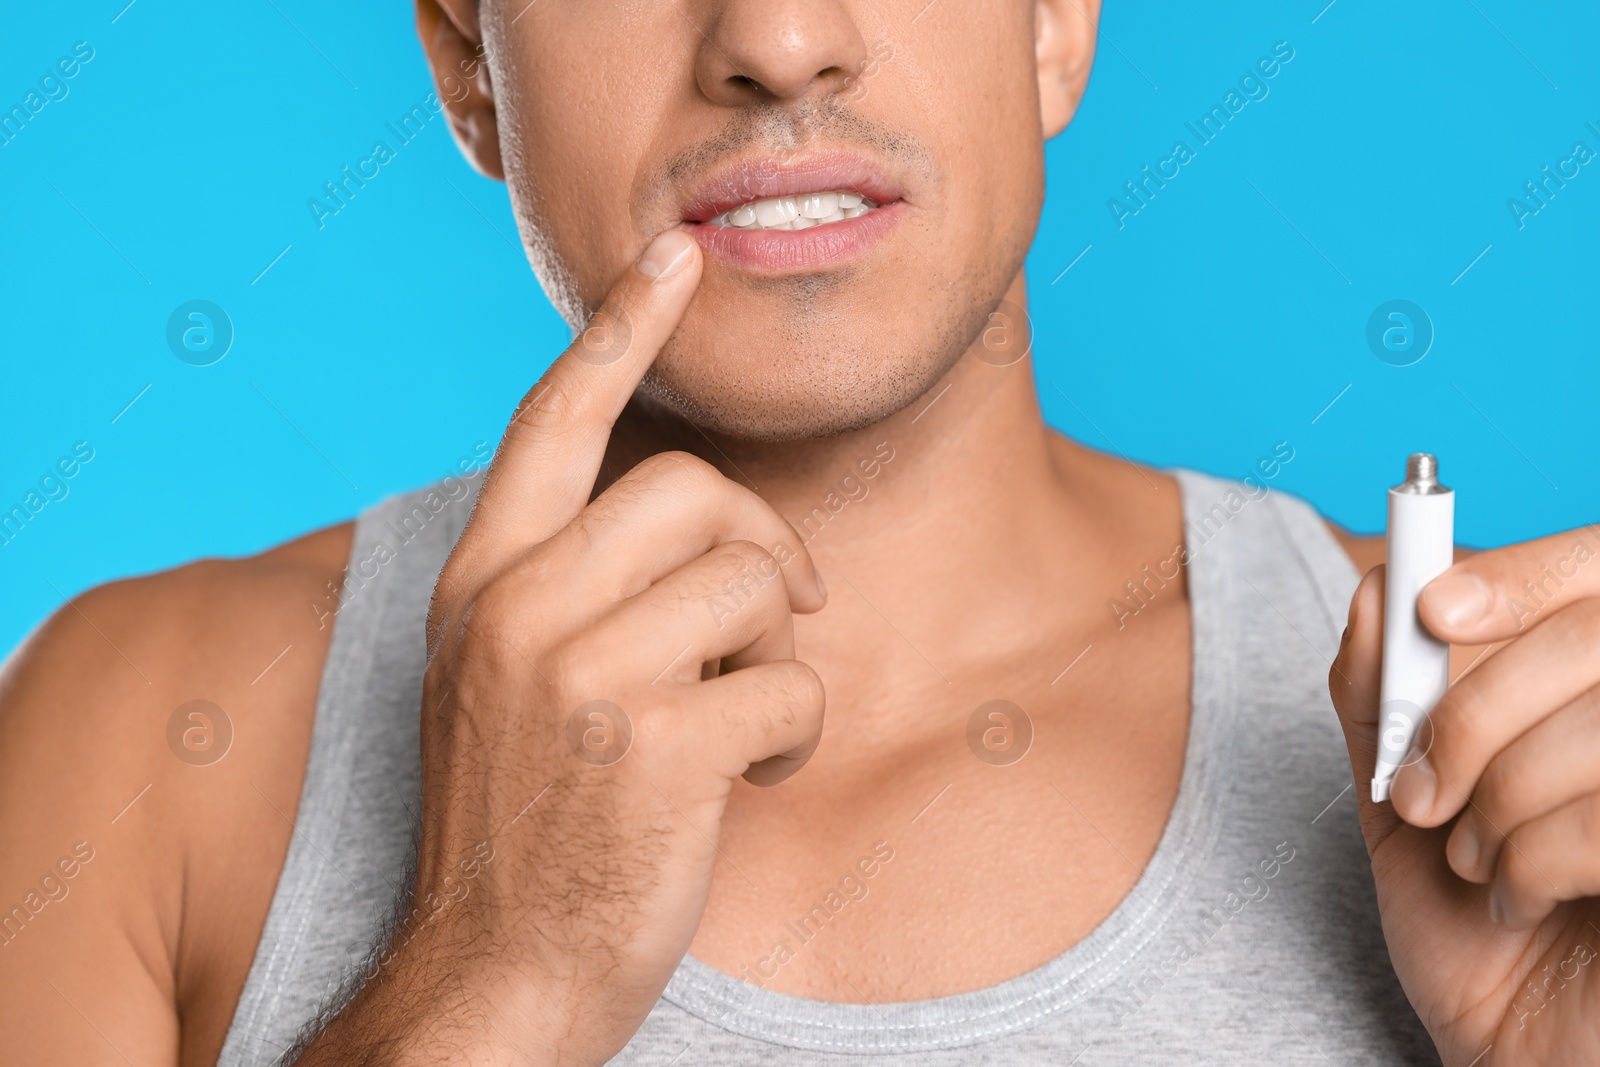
[
  {"xmin": 636, "ymin": 297, "xmax": 962, "ymax": 444},
  {"xmin": 633, "ymin": 248, "xmax": 1020, "ymax": 443},
  {"xmin": 637, "ymin": 348, "xmax": 938, "ymax": 442}
]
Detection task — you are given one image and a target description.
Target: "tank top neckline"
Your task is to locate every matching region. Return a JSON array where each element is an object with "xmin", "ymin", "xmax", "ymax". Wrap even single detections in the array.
[{"xmin": 654, "ymin": 467, "xmax": 1242, "ymax": 1052}]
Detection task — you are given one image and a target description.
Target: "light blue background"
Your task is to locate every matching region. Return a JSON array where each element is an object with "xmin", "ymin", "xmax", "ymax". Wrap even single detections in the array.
[{"xmin": 2, "ymin": 0, "xmax": 1596, "ymax": 654}]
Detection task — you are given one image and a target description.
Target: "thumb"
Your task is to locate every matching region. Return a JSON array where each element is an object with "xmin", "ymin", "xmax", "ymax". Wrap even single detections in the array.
[{"xmin": 1329, "ymin": 565, "xmax": 1408, "ymax": 854}]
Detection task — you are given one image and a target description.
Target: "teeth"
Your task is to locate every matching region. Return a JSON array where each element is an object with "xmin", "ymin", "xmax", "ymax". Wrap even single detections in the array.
[
  {"xmin": 708, "ymin": 190, "xmax": 878, "ymax": 230},
  {"xmin": 754, "ymin": 197, "xmax": 798, "ymax": 227},
  {"xmin": 800, "ymin": 193, "xmax": 840, "ymax": 218}
]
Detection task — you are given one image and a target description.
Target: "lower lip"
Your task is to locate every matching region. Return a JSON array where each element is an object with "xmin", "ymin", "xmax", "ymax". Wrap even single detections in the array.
[{"xmin": 688, "ymin": 202, "xmax": 904, "ymax": 274}]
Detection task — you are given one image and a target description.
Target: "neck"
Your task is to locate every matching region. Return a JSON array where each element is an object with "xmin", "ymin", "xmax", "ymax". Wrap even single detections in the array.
[{"xmin": 599, "ymin": 270, "xmax": 1177, "ymax": 705}]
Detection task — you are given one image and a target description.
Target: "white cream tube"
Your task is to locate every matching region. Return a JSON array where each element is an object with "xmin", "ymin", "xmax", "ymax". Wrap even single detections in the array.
[{"xmin": 1372, "ymin": 453, "xmax": 1455, "ymax": 804}]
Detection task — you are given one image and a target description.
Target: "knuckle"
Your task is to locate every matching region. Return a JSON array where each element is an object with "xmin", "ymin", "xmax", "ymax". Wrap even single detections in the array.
[
  {"xmin": 630, "ymin": 702, "xmax": 669, "ymax": 747},
  {"xmin": 716, "ymin": 538, "xmax": 777, "ymax": 574},
  {"xmin": 628, "ymin": 450, "xmax": 684, "ymax": 484},
  {"xmin": 468, "ymin": 578, "xmax": 526, "ymax": 637},
  {"xmin": 454, "ymin": 603, "xmax": 518, "ymax": 674},
  {"xmin": 736, "ymin": 700, "xmax": 793, "ymax": 758},
  {"xmin": 446, "ymin": 555, "xmax": 571, "ymax": 677},
  {"xmin": 456, "ymin": 598, "xmax": 499, "ymax": 649},
  {"xmin": 638, "ymin": 450, "xmax": 725, "ymax": 497},
  {"xmin": 544, "ymin": 635, "xmax": 605, "ymax": 703},
  {"xmin": 702, "ymin": 542, "xmax": 786, "ymax": 614},
  {"xmin": 509, "ymin": 544, "xmax": 563, "ymax": 595},
  {"xmin": 509, "ymin": 374, "xmax": 583, "ymax": 442},
  {"xmin": 771, "ymin": 660, "xmax": 826, "ymax": 714},
  {"xmin": 629, "ymin": 703, "xmax": 686, "ymax": 763},
  {"xmin": 538, "ymin": 502, "xmax": 598, "ymax": 567}
]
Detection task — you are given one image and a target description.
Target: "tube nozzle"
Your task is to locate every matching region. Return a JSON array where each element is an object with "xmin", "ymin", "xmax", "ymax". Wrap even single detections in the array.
[{"xmin": 1396, "ymin": 452, "xmax": 1449, "ymax": 495}]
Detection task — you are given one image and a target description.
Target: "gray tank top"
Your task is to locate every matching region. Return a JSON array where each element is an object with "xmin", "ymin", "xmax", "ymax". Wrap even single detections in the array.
[{"xmin": 219, "ymin": 468, "xmax": 1440, "ymax": 1065}]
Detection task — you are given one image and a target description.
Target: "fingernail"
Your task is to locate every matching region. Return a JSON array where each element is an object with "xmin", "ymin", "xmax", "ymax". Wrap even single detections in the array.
[
  {"xmin": 1396, "ymin": 747, "xmax": 1436, "ymax": 821},
  {"xmin": 1424, "ymin": 572, "xmax": 1493, "ymax": 631},
  {"xmin": 637, "ymin": 229, "xmax": 696, "ymax": 281},
  {"xmin": 1452, "ymin": 819, "xmax": 1480, "ymax": 874},
  {"xmin": 1348, "ymin": 566, "xmax": 1379, "ymax": 628},
  {"xmin": 1488, "ymin": 881, "xmax": 1507, "ymax": 926},
  {"xmin": 814, "ymin": 569, "xmax": 828, "ymax": 599},
  {"xmin": 1347, "ymin": 585, "xmax": 1363, "ymax": 629}
]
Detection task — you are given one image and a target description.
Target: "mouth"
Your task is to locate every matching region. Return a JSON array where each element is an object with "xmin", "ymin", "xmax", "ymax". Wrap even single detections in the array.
[
  {"xmin": 678, "ymin": 152, "xmax": 905, "ymax": 274},
  {"xmin": 706, "ymin": 190, "xmax": 879, "ymax": 230}
]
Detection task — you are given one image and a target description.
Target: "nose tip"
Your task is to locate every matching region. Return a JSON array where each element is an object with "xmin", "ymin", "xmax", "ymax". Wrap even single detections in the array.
[{"xmin": 694, "ymin": 0, "xmax": 870, "ymax": 106}]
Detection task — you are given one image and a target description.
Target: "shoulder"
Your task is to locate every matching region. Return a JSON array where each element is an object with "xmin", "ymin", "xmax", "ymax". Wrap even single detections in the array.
[
  {"xmin": 1171, "ymin": 457, "xmax": 1383, "ymax": 575},
  {"xmin": 1, "ymin": 520, "xmax": 354, "ymax": 750},
  {"xmin": 1168, "ymin": 462, "xmax": 1380, "ymax": 570},
  {"xmin": 0, "ymin": 520, "xmax": 353, "ymax": 1064}
]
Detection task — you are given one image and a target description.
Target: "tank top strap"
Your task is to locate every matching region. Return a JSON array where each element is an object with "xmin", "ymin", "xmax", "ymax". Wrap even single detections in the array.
[{"xmin": 218, "ymin": 472, "xmax": 481, "ymax": 1066}]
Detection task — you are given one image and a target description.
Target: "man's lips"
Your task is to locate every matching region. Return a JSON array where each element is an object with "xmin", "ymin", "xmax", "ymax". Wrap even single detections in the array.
[
  {"xmin": 678, "ymin": 152, "xmax": 904, "ymax": 223},
  {"xmin": 689, "ymin": 202, "xmax": 904, "ymax": 273},
  {"xmin": 678, "ymin": 152, "xmax": 906, "ymax": 273}
]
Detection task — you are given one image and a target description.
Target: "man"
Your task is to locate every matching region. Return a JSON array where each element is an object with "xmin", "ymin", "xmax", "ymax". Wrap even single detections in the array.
[{"xmin": 3, "ymin": 0, "xmax": 1598, "ymax": 1063}]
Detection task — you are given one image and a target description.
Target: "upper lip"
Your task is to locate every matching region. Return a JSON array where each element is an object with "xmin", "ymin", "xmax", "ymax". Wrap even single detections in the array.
[{"xmin": 678, "ymin": 150, "xmax": 905, "ymax": 223}]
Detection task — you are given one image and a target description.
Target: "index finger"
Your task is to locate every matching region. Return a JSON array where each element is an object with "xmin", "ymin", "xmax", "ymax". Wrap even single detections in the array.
[
  {"xmin": 455, "ymin": 229, "xmax": 702, "ymax": 581},
  {"xmin": 1418, "ymin": 525, "xmax": 1600, "ymax": 644}
]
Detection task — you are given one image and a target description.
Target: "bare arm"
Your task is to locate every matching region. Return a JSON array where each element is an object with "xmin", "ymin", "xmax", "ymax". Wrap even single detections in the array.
[{"xmin": 0, "ymin": 525, "xmax": 349, "ymax": 1066}]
